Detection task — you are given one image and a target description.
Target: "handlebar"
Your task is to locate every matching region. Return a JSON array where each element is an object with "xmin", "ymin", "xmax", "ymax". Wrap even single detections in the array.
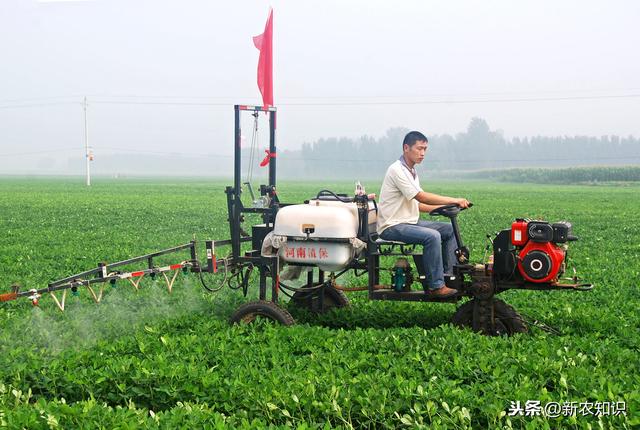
[{"xmin": 428, "ymin": 202, "xmax": 473, "ymax": 218}]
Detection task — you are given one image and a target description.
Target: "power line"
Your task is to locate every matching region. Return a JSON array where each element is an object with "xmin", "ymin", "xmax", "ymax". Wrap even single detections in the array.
[
  {"xmin": 0, "ymin": 96, "xmax": 78, "ymax": 104},
  {"xmin": 91, "ymin": 100, "xmax": 230, "ymax": 106},
  {"xmin": 83, "ymin": 94, "xmax": 253, "ymax": 100},
  {"xmin": 2, "ymin": 93, "xmax": 639, "ymax": 110},
  {"xmin": 99, "ymin": 147, "xmax": 232, "ymax": 157},
  {"xmin": 279, "ymin": 87, "xmax": 640, "ymax": 100},
  {"xmin": 286, "ymin": 155, "xmax": 640, "ymax": 164},
  {"xmin": 4, "ymin": 86, "xmax": 639, "ymax": 104},
  {"xmin": 0, "ymin": 148, "xmax": 82, "ymax": 157},
  {"xmin": 0, "ymin": 101, "xmax": 79, "ymax": 110},
  {"xmin": 84, "ymin": 93, "xmax": 640, "ymax": 106},
  {"xmin": 279, "ymin": 94, "xmax": 640, "ymax": 106}
]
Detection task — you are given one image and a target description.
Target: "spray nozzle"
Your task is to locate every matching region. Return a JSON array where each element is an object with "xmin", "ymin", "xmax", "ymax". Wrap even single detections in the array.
[{"xmin": 27, "ymin": 289, "xmax": 41, "ymax": 306}]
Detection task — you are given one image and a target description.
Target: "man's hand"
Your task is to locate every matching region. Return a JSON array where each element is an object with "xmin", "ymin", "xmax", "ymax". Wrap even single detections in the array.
[{"xmin": 452, "ymin": 198, "xmax": 471, "ymax": 208}]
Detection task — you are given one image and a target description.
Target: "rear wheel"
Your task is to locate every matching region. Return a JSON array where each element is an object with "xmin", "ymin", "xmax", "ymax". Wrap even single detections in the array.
[
  {"xmin": 290, "ymin": 286, "xmax": 350, "ymax": 313},
  {"xmin": 229, "ymin": 300, "xmax": 295, "ymax": 326},
  {"xmin": 452, "ymin": 298, "xmax": 528, "ymax": 336}
]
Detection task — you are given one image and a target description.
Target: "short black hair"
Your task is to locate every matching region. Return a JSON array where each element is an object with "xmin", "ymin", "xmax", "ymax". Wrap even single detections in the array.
[{"xmin": 403, "ymin": 131, "xmax": 428, "ymax": 148}]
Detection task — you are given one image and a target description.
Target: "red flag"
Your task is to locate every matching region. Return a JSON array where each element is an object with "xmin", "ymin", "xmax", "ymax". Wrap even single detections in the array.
[{"xmin": 253, "ymin": 8, "xmax": 273, "ymax": 110}]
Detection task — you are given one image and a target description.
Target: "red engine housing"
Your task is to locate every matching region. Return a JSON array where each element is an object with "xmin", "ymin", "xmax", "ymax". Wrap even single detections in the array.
[{"xmin": 517, "ymin": 241, "xmax": 565, "ymax": 283}]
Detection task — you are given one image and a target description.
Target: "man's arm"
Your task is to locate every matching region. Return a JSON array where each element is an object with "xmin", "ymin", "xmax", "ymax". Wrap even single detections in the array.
[
  {"xmin": 418, "ymin": 202, "xmax": 443, "ymax": 213},
  {"xmin": 415, "ymin": 191, "xmax": 470, "ymax": 213}
]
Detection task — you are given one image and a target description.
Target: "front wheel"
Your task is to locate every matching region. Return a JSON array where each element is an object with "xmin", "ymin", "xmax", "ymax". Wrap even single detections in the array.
[{"xmin": 229, "ymin": 300, "xmax": 295, "ymax": 326}]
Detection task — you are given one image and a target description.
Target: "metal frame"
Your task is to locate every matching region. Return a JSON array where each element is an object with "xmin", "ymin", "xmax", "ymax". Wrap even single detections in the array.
[
  {"xmin": 225, "ymin": 105, "xmax": 281, "ymax": 302},
  {"xmin": 2, "ymin": 241, "xmax": 208, "ymax": 307}
]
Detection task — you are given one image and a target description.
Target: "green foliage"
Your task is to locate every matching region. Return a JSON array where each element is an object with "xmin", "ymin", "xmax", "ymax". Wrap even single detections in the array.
[
  {"xmin": 0, "ymin": 178, "xmax": 638, "ymax": 428},
  {"xmin": 466, "ymin": 166, "xmax": 640, "ymax": 184}
]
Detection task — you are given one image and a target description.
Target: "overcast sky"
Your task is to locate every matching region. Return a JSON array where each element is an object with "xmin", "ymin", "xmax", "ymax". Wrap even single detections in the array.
[{"xmin": 0, "ymin": 0, "xmax": 639, "ymax": 173}]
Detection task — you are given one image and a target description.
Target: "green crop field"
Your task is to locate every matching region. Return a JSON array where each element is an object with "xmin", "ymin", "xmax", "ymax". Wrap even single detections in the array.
[{"xmin": 0, "ymin": 177, "xmax": 638, "ymax": 429}]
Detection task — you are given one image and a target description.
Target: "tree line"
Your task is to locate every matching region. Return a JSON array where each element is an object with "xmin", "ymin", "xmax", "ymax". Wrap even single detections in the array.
[{"xmin": 277, "ymin": 118, "xmax": 640, "ymax": 179}]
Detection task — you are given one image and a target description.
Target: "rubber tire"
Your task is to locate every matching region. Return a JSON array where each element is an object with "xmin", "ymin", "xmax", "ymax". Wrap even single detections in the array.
[
  {"xmin": 229, "ymin": 300, "xmax": 295, "ymax": 326},
  {"xmin": 492, "ymin": 299, "xmax": 528, "ymax": 335},
  {"xmin": 452, "ymin": 298, "xmax": 528, "ymax": 336},
  {"xmin": 451, "ymin": 300, "xmax": 475, "ymax": 327},
  {"xmin": 291, "ymin": 286, "xmax": 350, "ymax": 313}
]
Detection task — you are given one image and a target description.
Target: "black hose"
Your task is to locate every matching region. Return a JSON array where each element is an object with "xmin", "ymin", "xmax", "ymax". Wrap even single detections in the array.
[
  {"xmin": 227, "ymin": 269, "xmax": 244, "ymax": 290},
  {"xmin": 278, "ymin": 287, "xmax": 294, "ymax": 299},
  {"xmin": 315, "ymin": 190, "xmax": 352, "ymax": 202},
  {"xmin": 198, "ymin": 271, "xmax": 224, "ymax": 293},
  {"xmin": 353, "ymin": 268, "xmax": 368, "ymax": 277},
  {"xmin": 278, "ymin": 280, "xmax": 325, "ymax": 292},
  {"xmin": 198, "ymin": 258, "xmax": 229, "ymax": 293}
]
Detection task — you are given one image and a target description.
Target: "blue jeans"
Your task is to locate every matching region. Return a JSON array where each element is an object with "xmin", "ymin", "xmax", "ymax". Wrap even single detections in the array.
[{"xmin": 380, "ymin": 220, "xmax": 457, "ymax": 290}]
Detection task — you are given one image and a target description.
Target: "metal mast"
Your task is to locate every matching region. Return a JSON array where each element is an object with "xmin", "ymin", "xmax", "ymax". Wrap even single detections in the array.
[{"xmin": 83, "ymin": 96, "xmax": 90, "ymax": 186}]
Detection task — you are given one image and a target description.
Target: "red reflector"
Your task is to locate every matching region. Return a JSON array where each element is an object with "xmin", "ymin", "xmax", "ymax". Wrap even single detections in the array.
[
  {"xmin": 169, "ymin": 264, "xmax": 182, "ymax": 270},
  {"xmin": 131, "ymin": 271, "xmax": 144, "ymax": 277}
]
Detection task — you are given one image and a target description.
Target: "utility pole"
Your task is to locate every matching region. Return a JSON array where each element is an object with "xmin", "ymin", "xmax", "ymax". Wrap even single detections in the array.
[{"xmin": 83, "ymin": 96, "xmax": 91, "ymax": 186}]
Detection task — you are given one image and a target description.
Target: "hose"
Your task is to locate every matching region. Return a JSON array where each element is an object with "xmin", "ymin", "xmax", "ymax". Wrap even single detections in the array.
[
  {"xmin": 199, "ymin": 258, "xmax": 229, "ymax": 293},
  {"xmin": 278, "ymin": 280, "xmax": 325, "ymax": 293}
]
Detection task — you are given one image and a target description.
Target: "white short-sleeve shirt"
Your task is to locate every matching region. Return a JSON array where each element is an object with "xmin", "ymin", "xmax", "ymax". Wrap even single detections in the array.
[{"xmin": 376, "ymin": 159, "xmax": 423, "ymax": 234}]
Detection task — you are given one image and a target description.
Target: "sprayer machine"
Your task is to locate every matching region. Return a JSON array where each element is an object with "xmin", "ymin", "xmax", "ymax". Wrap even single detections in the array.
[{"xmin": 1, "ymin": 105, "xmax": 593, "ymax": 335}]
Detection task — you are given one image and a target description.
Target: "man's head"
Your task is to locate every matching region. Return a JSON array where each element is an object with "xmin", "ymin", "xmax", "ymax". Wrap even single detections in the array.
[{"xmin": 402, "ymin": 131, "xmax": 428, "ymax": 166}]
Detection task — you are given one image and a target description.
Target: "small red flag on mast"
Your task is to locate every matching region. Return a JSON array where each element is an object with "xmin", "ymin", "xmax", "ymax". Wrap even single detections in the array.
[{"xmin": 253, "ymin": 8, "xmax": 273, "ymax": 110}]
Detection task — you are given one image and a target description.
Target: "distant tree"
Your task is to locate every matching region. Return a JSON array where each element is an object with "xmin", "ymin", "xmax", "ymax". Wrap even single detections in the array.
[
  {"xmin": 277, "ymin": 119, "xmax": 639, "ymax": 179},
  {"xmin": 467, "ymin": 117, "xmax": 491, "ymax": 141}
]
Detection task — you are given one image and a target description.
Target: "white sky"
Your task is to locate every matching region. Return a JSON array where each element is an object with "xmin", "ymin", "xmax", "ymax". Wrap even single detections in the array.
[{"xmin": 0, "ymin": 0, "xmax": 639, "ymax": 172}]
